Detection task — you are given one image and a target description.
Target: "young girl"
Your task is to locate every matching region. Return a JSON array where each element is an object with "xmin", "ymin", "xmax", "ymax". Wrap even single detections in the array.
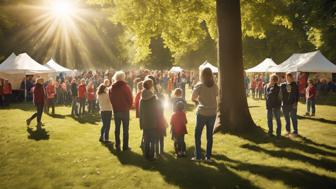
[
  {"xmin": 170, "ymin": 101, "xmax": 188, "ymax": 158},
  {"xmin": 171, "ymin": 88, "xmax": 186, "ymax": 112},
  {"xmin": 97, "ymin": 84, "xmax": 113, "ymax": 143},
  {"xmin": 305, "ymin": 79, "xmax": 316, "ymax": 116}
]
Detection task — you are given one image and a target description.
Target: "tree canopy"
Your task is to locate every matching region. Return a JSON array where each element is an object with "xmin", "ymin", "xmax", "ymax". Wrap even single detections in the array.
[{"xmin": 0, "ymin": 0, "xmax": 335, "ymax": 69}]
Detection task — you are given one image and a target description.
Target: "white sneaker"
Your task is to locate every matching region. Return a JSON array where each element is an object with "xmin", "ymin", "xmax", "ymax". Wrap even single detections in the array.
[{"xmin": 204, "ymin": 157, "xmax": 213, "ymax": 163}]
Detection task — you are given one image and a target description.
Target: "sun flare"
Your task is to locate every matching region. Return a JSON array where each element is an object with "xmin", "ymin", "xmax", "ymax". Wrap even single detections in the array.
[{"xmin": 50, "ymin": 1, "xmax": 75, "ymax": 18}]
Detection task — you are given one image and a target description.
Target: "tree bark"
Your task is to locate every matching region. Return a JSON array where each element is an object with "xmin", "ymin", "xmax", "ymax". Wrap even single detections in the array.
[{"xmin": 214, "ymin": 0, "xmax": 256, "ymax": 132}]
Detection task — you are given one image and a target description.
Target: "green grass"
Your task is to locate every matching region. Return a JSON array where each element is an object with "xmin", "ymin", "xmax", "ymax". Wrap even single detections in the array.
[{"xmin": 0, "ymin": 89, "xmax": 336, "ymax": 189}]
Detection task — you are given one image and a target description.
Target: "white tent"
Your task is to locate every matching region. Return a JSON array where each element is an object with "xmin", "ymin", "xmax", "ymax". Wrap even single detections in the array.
[
  {"xmin": 245, "ymin": 58, "xmax": 277, "ymax": 73},
  {"xmin": 199, "ymin": 61, "xmax": 218, "ymax": 73},
  {"xmin": 44, "ymin": 58, "xmax": 73, "ymax": 74},
  {"xmin": 269, "ymin": 51, "xmax": 336, "ymax": 73},
  {"xmin": 0, "ymin": 53, "xmax": 54, "ymax": 90},
  {"xmin": 170, "ymin": 66, "xmax": 183, "ymax": 73}
]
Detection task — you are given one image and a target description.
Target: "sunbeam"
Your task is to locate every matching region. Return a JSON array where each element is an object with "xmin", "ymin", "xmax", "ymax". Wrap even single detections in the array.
[{"xmin": 4, "ymin": 0, "xmax": 116, "ymax": 69}]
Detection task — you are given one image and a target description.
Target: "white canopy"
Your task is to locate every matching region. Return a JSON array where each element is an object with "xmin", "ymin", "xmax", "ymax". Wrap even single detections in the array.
[
  {"xmin": 199, "ymin": 61, "xmax": 218, "ymax": 73},
  {"xmin": 0, "ymin": 53, "xmax": 53, "ymax": 74},
  {"xmin": 245, "ymin": 58, "xmax": 277, "ymax": 73},
  {"xmin": 170, "ymin": 66, "xmax": 183, "ymax": 73},
  {"xmin": 0, "ymin": 53, "xmax": 54, "ymax": 89},
  {"xmin": 44, "ymin": 58, "xmax": 73, "ymax": 74},
  {"xmin": 269, "ymin": 51, "xmax": 336, "ymax": 73}
]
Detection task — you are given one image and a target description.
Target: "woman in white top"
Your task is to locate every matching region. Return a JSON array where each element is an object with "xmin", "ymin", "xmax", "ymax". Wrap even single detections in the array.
[
  {"xmin": 191, "ymin": 67, "xmax": 218, "ymax": 162},
  {"xmin": 97, "ymin": 84, "xmax": 113, "ymax": 143}
]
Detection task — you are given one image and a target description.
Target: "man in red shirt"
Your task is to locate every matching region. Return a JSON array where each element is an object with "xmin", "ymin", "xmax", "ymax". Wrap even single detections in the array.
[
  {"xmin": 109, "ymin": 71, "xmax": 133, "ymax": 151},
  {"xmin": 26, "ymin": 77, "xmax": 45, "ymax": 128}
]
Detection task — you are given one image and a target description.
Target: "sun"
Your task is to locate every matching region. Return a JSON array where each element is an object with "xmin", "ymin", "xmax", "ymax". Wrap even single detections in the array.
[{"xmin": 51, "ymin": 1, "xmax": 75, "ymax": 18}]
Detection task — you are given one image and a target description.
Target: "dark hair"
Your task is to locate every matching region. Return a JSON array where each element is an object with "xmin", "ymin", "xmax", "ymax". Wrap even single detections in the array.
[
  {"xmin": 147, "ymin": 75, "xmax": 158, "ymax": 93},
  {"xmin": 143, "ymin": 79, "xmax": 153, "ymax": 90},
  {"xmin": 286, "ymin": 73, "xmax": 293, "ymax": 78},
  {"xmin": 201, "ymin": 67, "xmax": 214, "ymax": 87},
  {"xmin": 97, "ymin": 84, "xmax": 107, "ymax": 95}
]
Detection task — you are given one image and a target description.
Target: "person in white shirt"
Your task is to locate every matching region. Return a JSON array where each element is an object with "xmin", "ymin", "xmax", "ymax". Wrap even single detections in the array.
[{"xmin": 97, "ymin": 84, "xmax": 113, "ymax": 143}]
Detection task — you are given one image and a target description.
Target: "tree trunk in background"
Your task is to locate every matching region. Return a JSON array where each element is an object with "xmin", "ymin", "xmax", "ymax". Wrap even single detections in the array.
[{"xmin": 214, "ymin": 0, "xmax": 256, "ymax": 132}]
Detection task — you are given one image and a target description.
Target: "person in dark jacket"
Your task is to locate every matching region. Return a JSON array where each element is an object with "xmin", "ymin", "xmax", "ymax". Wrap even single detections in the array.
[
  {"xmin": 139, "ymin": 79, "xmax": 159, "ymax": 160},
  {"xmin": 70, "ymin": 79, "xmax": 78, "ymax": 116},
  {"xmin": 109, "ymin": 71, "xmax": 133, "ymax": 151},
  {"xmin": 265, "ymin": 74, "xmax": 282, "ymax": 137},
  {"xmin": 26, "ymin": 78, "xmax": 45, "ymax": 128},
  {"xmin": 280, "ymin": 73, "xmax": 299, "ymax": 137}
]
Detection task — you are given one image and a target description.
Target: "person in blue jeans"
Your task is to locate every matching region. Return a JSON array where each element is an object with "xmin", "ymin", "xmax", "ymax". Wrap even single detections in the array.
[
  {"xmin": 109, "ymin": 71, "xmax": 133, "ymax": 151},
  {"xmin": 280, "ymin": 73, "xmax": 299, "ymax": 137},
  {"xmin": 97, "ymin": 84, "xmax": 113, "ymax": 143},
  {"xmin": 191, "ymin": 68, "xmax": 218, "ymax": 162},
  {"xmin": 265, "ymin": 74, "xmax": 282, "ymax": 137},
  {"xmin": 305, "ymin": 79, "xmax": 316, "ymax": 117}
]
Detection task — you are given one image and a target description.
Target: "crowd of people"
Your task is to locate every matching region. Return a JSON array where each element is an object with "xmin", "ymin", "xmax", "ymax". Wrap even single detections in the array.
[
  {"xmin": 24, "ymin": 68, "xmax": 219, "ymax": 161},
  {"xmin": 0, "ymin": 66, "xmax": 334, "ymax": 161}
]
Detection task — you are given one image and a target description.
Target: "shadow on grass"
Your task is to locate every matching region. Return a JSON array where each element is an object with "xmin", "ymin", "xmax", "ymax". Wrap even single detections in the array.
[
  {"xmin": 241, "ymin": 143, "xmax": 336, "ymax": 172},
  {"xmin": 49, "ymin": 114, "xmax": 66, "ymax": 119},
  {"xmin": 27, "ymin": 127, "xmax": 49, "ymax": 140},
  {"xmin": 214, "ymin": 155, "xmax": 336, "ymax": 189},
  {"xmin": 66, "ymin": 113, "xmax": 101, "ymax": 125},
  {"xmin": 101, "ymin": 143, "xmax": 259, "ymax": 189},
  {"xmin": 236, "ymin": 126, "xmax": 336, "ymax": 157},
  {"xmin": 297, "ymin": 115, "xmax": 336, "ymax": 125}
]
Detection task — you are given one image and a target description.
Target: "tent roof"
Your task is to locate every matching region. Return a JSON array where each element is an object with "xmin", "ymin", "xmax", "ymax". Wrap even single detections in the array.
[
  {"xmin": 245, "ymin": 58, "xmax": 277, "ymax": 73},
  {"xmin": 170, "ymin": 66, "xmax": 183, "ymax": 73},
  {"xmin": 269, "ymin": 51, "xmax": 336, "ymax": 73},
  {"xmin": 0, "ymin": 53, "xmax": 53, "ymax": 74},
  {"xmin": 44, "ymin": 58, "xmax": 72, "ymax": 73},
  {"xmin": 199, "ymin": 61, "xmax": 218, "ymax": 73}
]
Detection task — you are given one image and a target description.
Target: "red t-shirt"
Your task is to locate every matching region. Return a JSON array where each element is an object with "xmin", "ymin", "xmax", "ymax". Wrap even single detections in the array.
[
  {"xmin": 306, "ymin": 86, "xmax": 316, "ymax": 99},
  {"xmin": 78, "ymin": 84, "xmax": 87, "ymax": 99},
  {"xmin": 170, "ymin": 111, "xmax": 188, "ymax": 136},
  {"xmin": 87, "ymin": 86, "xmax": 95, "ymax": 101}
]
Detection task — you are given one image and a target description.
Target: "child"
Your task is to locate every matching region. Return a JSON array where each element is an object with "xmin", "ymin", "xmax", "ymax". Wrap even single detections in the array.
[
  {"xmin": 265, "ymin": 74, "xmax": 282, "ymax": 137},
  {"xmin": 171, "ymin": 88, "xmax": 186, "ymax": 112},
  {"xmin": 170, "ymin": 101, "xmax": 187, "ymax": 158},
  {"xmin": 78, "ymin": 79, "xmax": 87, "ymax": 116},
  {"xmin": 257, "ymin": 75, "xmax": 264, "ymax": 99},
  {"xmin": 139, "ymin": 79, "xmax": 159, "ymax": 160},
  {"xmin": 305, "ymin": 79, "xmax": 316, "ymax": 116}
]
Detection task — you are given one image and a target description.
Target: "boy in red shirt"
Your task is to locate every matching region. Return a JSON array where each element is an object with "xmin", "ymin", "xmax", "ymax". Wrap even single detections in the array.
[
  {"xmin": 170, "ymin": 101, "xmax": 187, "ymax": 158},
  {"xmin": 3, "ymin": 80, "xmax": 12, "ymax": 107},
  {"xmin": 305, "ymin": 79, "xmax": 316, "ymax": 116},
  {"xmin": 78, "ymin": 79, "xmax": 87, "ymax": 116}
]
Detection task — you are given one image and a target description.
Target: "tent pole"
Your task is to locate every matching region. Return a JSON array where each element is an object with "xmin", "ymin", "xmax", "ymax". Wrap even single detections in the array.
[{"xmin": 24, "ymin": 75, "xmax": 27, "ymax": 102}]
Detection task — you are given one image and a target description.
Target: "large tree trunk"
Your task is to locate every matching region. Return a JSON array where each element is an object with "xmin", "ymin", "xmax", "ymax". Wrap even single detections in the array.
[{"xmin": 214, "ymin": 0, "xmax": 256, "ymax": 132}]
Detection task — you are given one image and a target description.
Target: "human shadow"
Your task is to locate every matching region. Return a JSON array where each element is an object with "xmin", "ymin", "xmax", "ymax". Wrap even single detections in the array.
[
  {"xmin": 101, "ymin": 143, "xmax": 259, "ymax": 189},
  {"xmin": 66, "ymin": 113, "xmax": 101, "ymax": 125},
  {"xmin": 241, "ymin": 143, "xmax": 336, "ymax": 172},
  {"xmin": 27, "ymin": 126, "xmax": 49, "ymax": 140},
  {"xmin": 211, "ymin": 154, "xmax": 336, "ymax": 189},
  {"xmin": 49, "ymin": 113, "xmax": 66, "ymax": 119},
  {"xmin": 248, "ymin": 105, "xmax": 260, "ymax": 108},
  {"xmin": 235, "ymin": 127, "xmax": 336, "ymax": 157},
  {"xmin": 297, "ymin": 115, "xmax": 336, "ymax": 125}
]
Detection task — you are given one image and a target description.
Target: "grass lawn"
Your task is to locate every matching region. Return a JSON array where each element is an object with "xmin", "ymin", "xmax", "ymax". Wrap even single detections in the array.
[{"xmin": 0, "ymin": 89, "xmax": 336, "ymax": 189}]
